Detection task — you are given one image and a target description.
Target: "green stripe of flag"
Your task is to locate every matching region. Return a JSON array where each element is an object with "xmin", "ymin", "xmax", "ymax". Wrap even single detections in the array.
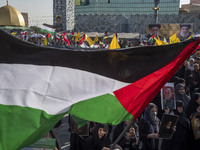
[
  {"xmin": 0, "ymin": 104, "xmax": 64, "ymax": 150},
  {"xmin": 68, "ymin": 93, "xmax": 134, "ymax": 125},
  {"xmin": 40, "ymin": 29, "xmax": 55, "ymax": 35}
]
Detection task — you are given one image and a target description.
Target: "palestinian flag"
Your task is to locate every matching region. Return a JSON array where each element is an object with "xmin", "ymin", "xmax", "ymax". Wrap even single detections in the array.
[
  {"xmin": 63, "ymin": 32, "xmax": 71, "ymax": 46},
  {"xmin": 56, "ymin": 34, "xmax": 60, "ymax": 40},
  {"xmin": 40, "ymin": 25, "xmax": 56, "ymax": 34},
  {"xmin": 20, "ymin": 31, "xmax": 27, "ymax": 35},
  {"xmin": 0, "ymin": 28, "xmax": 200, "ymax": 149},
  {"xmin": 79, "ymin": 34, "xmax": 85, "ymax": 45}
]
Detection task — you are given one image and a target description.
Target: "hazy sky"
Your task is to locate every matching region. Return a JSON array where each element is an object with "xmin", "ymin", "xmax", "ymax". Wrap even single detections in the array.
[
  {"xmin": 0, "ymin": 0, "xmax": 53, "ymax": 17},
  {"xmin": 0, "ymin": 0, "xmax": 191, "ymax": 26}
]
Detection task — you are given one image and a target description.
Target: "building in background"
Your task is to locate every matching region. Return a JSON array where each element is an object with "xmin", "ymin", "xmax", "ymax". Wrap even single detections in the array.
[
  {"xmin": 0, "ymin": 4, "xmax": 25, "ymax": 27},
  {"xmin": 0, "ymin": 3, "xmax": 31, "ymax": 34},
  {"xmin": 180, "ymin": 0, "xmax": 200, "ymax": 14},
  {"xmin": 75, "ymin": 0, "xmax": 180, "ymax": 17},
  {"xmin": 21, "ymin": 13, "xmax": 29, "ymax": 27},
  {"xmin": 53, "ymin": 0, "xmax": 74, "ymax": 32},
  {"xmin": 191, "ymin": 0, "xmax": 200, "ymax": 4}
]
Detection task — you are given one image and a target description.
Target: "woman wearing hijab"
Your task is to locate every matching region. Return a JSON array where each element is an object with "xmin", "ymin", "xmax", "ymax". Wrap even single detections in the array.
[
  {"xmin": 186, "ymin": 93, "xmax": 200, "ymax": 150},
  {"xmin": 186, "ymin": 92, "xmax": 200, "ymax": 117},
  {"xmin": 83, "ymin": 123, "xmax": 111, "ymax": 150},
  {"xmin": 175, "ymin": 83, "xmax": 191, "ymax": 112},
  {"xmin": 138, "ymin": 103, "xmax": 160, "ymax": 150},
  {"xmin": 161, "ymin": 100, "xmax": 190, "ymax": 150},
  {"xmin": 113, "ymin": 121, "xmax": 139, "ymax": 150}
]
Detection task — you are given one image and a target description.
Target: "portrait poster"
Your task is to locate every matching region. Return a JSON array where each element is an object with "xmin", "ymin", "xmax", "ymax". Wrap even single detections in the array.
[
  {"xmin": 161, "ymin": 82, "xmax": 176, "ymax": 111},
  {"xmin": 159, "ymin": 114, "xmax": 179, "ymax": 139},
  {"xmin": 147, "ymin": 23, "xmax": 193, "ymax": 39},
  {"xmin": 75, "ymin": 0, "xmax": 90, "ymax": 6},
  {"xmin": 191, "ymin": 112, "xmax": 200, "ymax": 140},
  {"xmin": 75, "ymin": 0, "xmax": 81, "ymax": 5},
  {"xmin": 55, "ymin": 15, "xmax": 62, "ymax": 32}
]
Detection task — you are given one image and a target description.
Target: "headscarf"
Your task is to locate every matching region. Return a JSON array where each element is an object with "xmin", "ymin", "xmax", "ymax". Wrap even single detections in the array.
[
  {"xmin": 186, "ymin": 92, "xmax": 200, "ymax": 117},
  {"xmin": 175, "ymin": 83, "xmax": 191, "ymax": 111},
  {"xmin": 91, "ymin": 123, "xmax": 110, "ymax": 150},
  {"xmin": 143, "ymin": 103, "xmax": 160, "ymax": 149},
  {"xmin": 174, "ymin": 100, "xmax": 186, "ymax": 117}
]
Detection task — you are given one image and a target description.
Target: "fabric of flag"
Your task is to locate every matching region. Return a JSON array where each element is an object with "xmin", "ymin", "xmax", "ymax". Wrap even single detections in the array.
[
  {"xmin": 154, "ymin": 38, "xmax": 168, "ymax": 45},
  {"xmin": 47, "ymin": 33, "xmax": 53, "ymax": 41},
  {"xmin": 20, "ymin": 31, "xmax": 27, "ymax": 35},
  {"xmin": 0, "ymin": 28, "xmax": 200, "ymax": 149},
  {"xmin": 67, "ymin": 36, "xmax": 73, "ymax": 46},
  {"xmin": 163, "ymin": 37, "xmax": 168, "ymax": 43},
  {"xmin": 75, "ymin": 32, "xmax": 80, "ymax": 43},
  {"xmin": 63, "ymin": 32, "xmax": 70, "ymax": 46},
  {"xmin": 169, "ymin": 33, "xmax": 180, "ymax": 44},
  {"xmin": 84, "ymin": 34, "xmax": 95, "ymax": 46},
  {"xmin": 40, "ymin": 25, "xmax": 56, "ymax": 34},
  {"xmin": 43, "ymin": 37, "xmax": 48, "ymax": 46},
  {"xmin": 79, "ymin": 34, "xmax": 85, "ymax": 45},
  {"xmin": 11, "ymin": 32, "xmax": 17, "ymax": 35},
  {"xmin": 79, "ymin": 41, "xmax": 89, "ymax": 48},
  {"xmin": 103, "ymin": 36, "xmax": 108, "ymax": 40},
  {"xmin": 56, "ymin": 34, "xmax": 60, "ymax": 40},
  {"xmin": 148, "ymin": 34, "xmax": 156, "ymax": 45},
  {"xmin": 108, "ymin": 34, "xmax": 120, "ymax": 49},
  {"xmin": 47, "ymin": 33, "xmax": 51, "ymax": 39},
  {"xmin": 94, "ymin": 35, "xmax": 99, "ymax": 43}
]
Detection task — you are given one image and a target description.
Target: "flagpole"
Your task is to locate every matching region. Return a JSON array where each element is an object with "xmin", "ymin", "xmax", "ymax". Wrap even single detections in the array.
[
  {"xmin": 110, "ymin": 121, "xmax": 134, "ymax": 150},
  {"xmin": 153, "ymin": 0, "xmax": 160, "ymax": 24}
]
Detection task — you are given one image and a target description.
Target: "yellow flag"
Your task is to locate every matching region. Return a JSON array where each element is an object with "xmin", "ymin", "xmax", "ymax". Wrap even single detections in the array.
[
  {"xmin": 103, "ymin": 36, "xmax": 107, "ymax": 40},
  {"xmin": 43, "ymin": 37, "xmax": 47, "ymax": 46},
  {"xmin": 11, "ymin": 32, "xmax": 17, "ymax": 35},
  {"xmin": 75, "ymin": 32, "xmax": 80, "ymax": 42},
  {"xmin": 85, "ymin": 34, "xmax": 95, "ymax": 46},
  {"xmin": 169, "ymin": 33, "xmax": 180, "ymax": 44},
  {"xmin": 154, "ymin": 38, "xmax": 168, "ymax": 45},
  {"xmin": 94, "ymin": 35, "xmax": 99, "ymax": 43},
  {"xmin": 108, "ymin": 34, "xmax": 120, "ymax": 49}
]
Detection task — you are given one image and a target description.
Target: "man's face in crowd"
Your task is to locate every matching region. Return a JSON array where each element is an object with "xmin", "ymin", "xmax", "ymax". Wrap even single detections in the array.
[
  {"xmin": 194, "ymin": 64, "xmax": 199, "ymax": 72},
  {"xmin": 196, "ymin": 96, "xmax": 200, "ymax": 105},
  {"xmin": 179, "ymin": 87, "xmax": 185, "ymax": 95},
  {"xmin": 180, "ymin": 26, "xmax": 190, "ymax": 38},
  {"xmin": 150, "ymin": 27, "xmax": 160, "ymax": 36}
]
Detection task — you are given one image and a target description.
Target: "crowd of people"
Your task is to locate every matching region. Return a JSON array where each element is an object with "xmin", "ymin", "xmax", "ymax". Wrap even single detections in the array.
[
  {"xmin": 18, "ymin": 31, "xmax": 141, "ymax": 49},
  {"xmin": 66, "ymin": 48, "xmax": 200, "ymax": 150},
  {"xmin": 63, "ymin": 27, "xmax": 199, "ymax": 150},
  {"xmin": 16, "ymin": 23, "xmax": 200, "ymax": 150},
  {"xmin": 11, "ymin": 23, "xmax": 195, "ymax": 50}
]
